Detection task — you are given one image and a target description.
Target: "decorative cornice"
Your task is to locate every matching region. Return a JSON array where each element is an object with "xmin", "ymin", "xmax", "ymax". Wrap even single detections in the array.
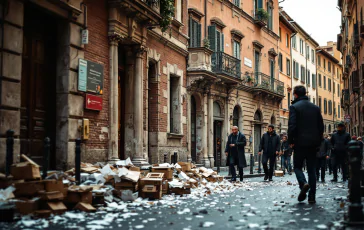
[
  {"xmin": 268, "ymin": 48, "xmax": 278, "ymax": 57},
  {"xmin": 188, "ymin": 7, "xmax": 205, "ymax": 18},
  {"xmin": 253, "ymin": 40, "xmax": 264, "ymax": 49},
  {"xmin": 211, "ymin": 17, "xmax": 226, "ymax": 29},
  {"xmin": 231, "ymin": 29, "xmax": 245, "ymax": 41},
  {"xmin": 108, "ymin": 32, "xmax": 124, "ymax": 45},
  {"xmin": 148, "ymin": 30, "xmax": 189, "ymax": 57}
]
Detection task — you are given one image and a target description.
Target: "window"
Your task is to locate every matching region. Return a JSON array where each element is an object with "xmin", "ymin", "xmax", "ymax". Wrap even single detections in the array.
[
  {"xmin": 318, "ymin": 74, "xmax": 322, "ymax": 87},
  {"xmin": 288, "ymin": 92, "xmax": 291, "ymax": 108},
  {"xmin": 189, "ymin": 18, "xmax": 201, "ymax": 48},
  {"xmin": 293, "ymin": 60, "xmax": 297, "ymax": 78},
  {"xmin": 324, "ymin": 76, "xmax": 326, "ymax": 89},
  {"xmin": 313, "ymin": 97, "xmax": 316, "ymax": 105},
  {"xmin": 286, "ymin": 34, "xmax": 289, "ymax": 47},
  {"xmin": 292, "ymin": 35, "xmax": 297, "ymax": 49},
  {"xmin": 307, "ymin": 70, "xmax": 311, "ymax": 85},
  {"xmin": 306, "ymin": 46, "xmax": 310, "ymax": 59},
  {"xmin": 300, "ymin": 39, "xmax": 304, "ymax": 55},
  {"xmin": 338, "ymin": 105, "xmax": 341, "ymax": 118},
  {"xmin": 328, "ymin": 100, "xmax": 332, "ymax": 115},
  {"xmin": 324, "ymin": 99, "xmax": 327, "ymax": 114},
  {"xmin": 328, "ymin": 62, "xmax": 331, "ymax": 72},
  {"xmin": 319, "ymin": 97, "xmax": 322, "ymax": 111},
  {"xmin": 301, "ymin": 66, "xmax": 305, "ymax": 82},
  {"xmin": 311, "ymin": 49, "xmax": 315, "ymax": 63},
  {"xmin": 279, "ymin": 53, "xmax": 283, "ymax": 72},
  {"xmin": 170, "ymin": 75, "xmax": 181, "ymax": 133},
  {"xmin": 267, "ymin": 2, "xmax": 273, "ymax": 30},
  {"xmin": 318, "ymin": 55, "xmax": 321, "ymax": 66},
  {"xmin": 233, "ymin": 41, "xmax": 240, "ymax": 59},
  {"xmin": 337, "ymin": 84, "xmax": 340, "ymax": 97},
  {"xmin": 328, "ymin": 78, "xmax": 331, "ymax": 91},
  {"xmin": 286, "ymin": 58, "xmax": 291, "ymax": 76},
  {"xmin": 312, "ymin": 74, "xmax": 316, "ymax": 88},
  {"xmin": 208, "ymin": 25, "xmax": 224, "ymax": 52},
  {"xmin": 324, "ymin": 59, "xmax": 326, "ymax": 69},
  {"xmin": 334, "ymin": 102, "xmax": 336, "ymax": 116},
  {"xmin": 233, "ymin": 0, "xmax": 240, "ymax": 7}
]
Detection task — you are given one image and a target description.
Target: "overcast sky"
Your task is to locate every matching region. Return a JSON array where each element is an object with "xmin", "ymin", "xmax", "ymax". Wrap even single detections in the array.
[{"xmin": 280, "ymin": 0, "xmax": 341, "ymax": 46}]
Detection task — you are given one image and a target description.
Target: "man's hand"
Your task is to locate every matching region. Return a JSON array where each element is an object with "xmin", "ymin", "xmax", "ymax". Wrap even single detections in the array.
[
  {"xmin": 225, "ymin": 152, "xmax": 228, "ymax": 156},
  {"xmin": 258, "ymin": 152, "xmax": 262, "ymax": 155},
  {"xmin": 230, "ymin": 144, "xmax": 235, "ymax": 147},
  {"xmin": 290, "ymin": 144, "xmax": 295, "ymax": 148},
  {"xmin": 326, "ymin": 156, "xmax": 330, "ymax": 159}
]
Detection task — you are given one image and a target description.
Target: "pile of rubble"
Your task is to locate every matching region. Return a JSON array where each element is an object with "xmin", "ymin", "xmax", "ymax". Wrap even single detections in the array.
[{"xmin": 0, "ymin": 155, "xmax": 233, "ymax": 220}]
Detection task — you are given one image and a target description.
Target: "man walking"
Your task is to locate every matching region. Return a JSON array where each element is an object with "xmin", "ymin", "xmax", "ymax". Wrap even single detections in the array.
[
  {"xmin": 330, "ymin": 122, "xmax": 350, "ymax": 182},
  {"xmin": 316, "ymin": 135, "xmax": 330, "ymax": 183},
  {"xmin": 258, "ymin": 125, "xmax": 280, "ymax": 181},
  {"xmin": 281, "ymin": 135, "xmax": 292, "ymax": 175},
  {"xmin": 288, "ymin": 86, "xmax": 324, "ymax": 204},
  {"xmin": 225, "ymin": 126, "xmax": 247, "ymax": 182}
]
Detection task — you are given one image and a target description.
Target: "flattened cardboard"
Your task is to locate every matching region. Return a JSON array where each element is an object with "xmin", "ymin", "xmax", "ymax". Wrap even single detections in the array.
[
  {"xmin": 44, "ymin": 180, "xmax": 64, "ymax": 192},
  {"xmin": 178, "ymin": 162, "xmax": 191, "ymax": 172},
  {"xmin": 11, "ymin": 163, "xmax": 41, "ymax": 180},
  {"xmin": 67, "ymin": 191, "xmax": 92, "ymax": 204},
  {"xmin": 74, "ymin": 202, "xmax": 96, "ymax": 212},
  {"xmin": 34, "ymin": 210, "xmax": 52, "ymax": 218},
  {"xmin": 39, "ymin": 191, "xmax": 64, "ymax": 201}
]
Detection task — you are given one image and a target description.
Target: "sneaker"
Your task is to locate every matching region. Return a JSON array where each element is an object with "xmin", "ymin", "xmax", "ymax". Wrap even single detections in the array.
[
  {"xmin": 298, "ymin": 183, "xmax": 310, "ymax": 202},
  {"xmin": 308, "ymin": 195, "xmax": 316, "ymax": 204},
  {"xmin": 264, "ymin": 175, "xmax": 268, "ymax": 181}
]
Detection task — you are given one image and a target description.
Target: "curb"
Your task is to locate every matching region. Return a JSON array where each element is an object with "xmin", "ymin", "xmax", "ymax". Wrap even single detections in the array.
[{"xmin": 224, "ymin": 173, "xmax": 265, "ymax": 179}]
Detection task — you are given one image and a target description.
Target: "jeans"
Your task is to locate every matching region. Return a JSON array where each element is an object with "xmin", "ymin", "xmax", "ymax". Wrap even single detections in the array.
[
  {"xmin": 229, "ymin": 163, "xmax": 243, "ymax": 180},
  {"xmin": 281, "ymin": 155, "xmax": 292, "ymax": 172},
  {"xmin": 262, "ymin": 154, "xmax": 276, "ymax": 178},
  {"xmin": 316, "ymin": 157, "xmax": 326, "ymax": 181},
  {"xmin": 332, "ymin": 154, "xmax": 348, "ymax": 181},
  {"xmin": 293, "ymin": 147, "xmax": 317, "ymax": 196}
]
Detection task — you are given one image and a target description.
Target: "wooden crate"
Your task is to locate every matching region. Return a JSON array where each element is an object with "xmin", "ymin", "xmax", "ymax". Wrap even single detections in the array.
[{"xmin": 151, "ymin": 167, "xmax": 173, "ymax": 180}]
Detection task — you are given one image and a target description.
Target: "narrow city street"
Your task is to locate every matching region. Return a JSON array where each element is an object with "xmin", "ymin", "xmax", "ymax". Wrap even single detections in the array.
[{"xmin": 3, "ymin": 174, "xmax": 352, "ymax": 230}]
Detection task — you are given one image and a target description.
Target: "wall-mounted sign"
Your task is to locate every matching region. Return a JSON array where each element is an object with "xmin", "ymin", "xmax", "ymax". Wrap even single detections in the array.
[
  {"xmin": 82, "ymin": 29, "xmax": 89, "ymax": 45},
  {"xmin": 78, "ymin": 59, "xmax": 104, "ymax": 95},
  {"xmin": 85, "ymin": 94, "xmax": 103, "ymax": 111},
  {"xmin": 244, "ymin": 57, "xmax": 252, "ymax": 68}
]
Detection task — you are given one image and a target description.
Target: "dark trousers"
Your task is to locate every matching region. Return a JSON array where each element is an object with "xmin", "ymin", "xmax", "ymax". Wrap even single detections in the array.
[
  {"xmin": 332, "ymin": 154, "xmax": 348, "ymax": 181},
  {"xmin": 293, "ymin": 147, "xmax": 317, "ymax": 196},
  {"xmin": 229, "ymin": 163, "xmax": 243, "ymax": 180},
  {"xmin": 327, "ymin": 158, "xmax": 332, "ymax": 174},
  {"xmin": 262, "ymin": 154, "xmax": 276, "ymax": 178},
  {"xmin": 316, "ymin": 157, "xmax": 326, "ymax": 181}
]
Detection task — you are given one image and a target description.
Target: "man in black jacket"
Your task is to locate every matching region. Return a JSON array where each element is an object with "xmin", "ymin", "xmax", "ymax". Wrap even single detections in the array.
[
  {"xmin": 225, "ymin": 126, "xmax": 247, "ymax": 182},
  {"xmin": 258, "ymin": 124, "xmax": 280, "ymax": 181},
  {"xmin": 316, "ymin": 136, "xmax": 330, "ymax": 183},
  {"xmin": 288, "ymin": 86, "xmax": 324, "ymax": 204},
  {"xmin": 330, "ymin": 122, "xmax": 351, "ymax": 182}
]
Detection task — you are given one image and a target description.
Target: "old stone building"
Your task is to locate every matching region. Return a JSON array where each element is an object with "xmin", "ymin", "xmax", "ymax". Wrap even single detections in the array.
[
  {"xmin": 0, "ymin": 0, "xmax": 189, "ymax": 170},
  {"xmin": 187, "ymin": 0, "xmax": 284, "ymax": 167}
]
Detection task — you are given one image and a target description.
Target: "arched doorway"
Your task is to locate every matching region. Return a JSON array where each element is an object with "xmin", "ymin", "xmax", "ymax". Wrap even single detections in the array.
[
  {"xmin": 254, "ymin": 110, "xmax": 263, "ymax": 161},
  {"xmin": 233, "ymin": 105, "xmax": 243, "ymax": 131},
  {"xmin": 328, "ymin": 124, "xmax": 331, "ymax": 133},
  {"xmin": 190, "ymin": 96, "xmax": 197, "ymax": 162},
  {"xmin": 213, "ymin": 102, "xmax": 223, "ymax": 167}
]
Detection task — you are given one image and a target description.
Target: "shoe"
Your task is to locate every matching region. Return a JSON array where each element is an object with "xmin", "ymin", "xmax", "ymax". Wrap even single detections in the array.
[
  {"xmin": 240, "ymin": 175, "xmax": 244, "ymax": 182},
  {"xmin": 308, "ymin": 195, "xmax": 316, "ymax": 204},
  {"xmin": 231, "ymin": 178, "xmax": 236, "ymax": 182},
  {"xmin": 331, "ymin": 178, "xmax": 338, "ymax": 182},
  {"xmin": 264, "ymin": 175, "xmax": 268, "ymax": 181},
  {"xmin": 269, "ymin": 178, "xmax": 273, "ymax": 182},
  {"xmin": 298, "ymin": 183, "xmax": 310, "ymax": 202}
]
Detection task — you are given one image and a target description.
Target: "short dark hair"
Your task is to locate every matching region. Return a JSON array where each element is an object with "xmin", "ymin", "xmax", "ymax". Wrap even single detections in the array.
[
  {"xmin": 293, "ymin": 85, "xmax": 307, "ymax": 97},
  {"xmin": 268, "ymin": 124, "xmax": 275, "ymax": 129}
]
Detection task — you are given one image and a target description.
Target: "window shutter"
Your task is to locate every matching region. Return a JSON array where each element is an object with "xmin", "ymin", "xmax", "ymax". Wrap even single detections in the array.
[
  {"xmin": 197, "ymin": 23, "xmax": 201, "ymax": 47},
  {"xmin": 208, "ymin": 25, "xmax": 217, "ymax": 52},
  {"xmin": 258, "ymin": 0, "xmax": 263, "ymax": 8},
  {"xmin": 192, "ymin": 21, "xmax": 197, "ymax": 47},
  {"xmin": 221, "ymin": 33, "xmax": 224, "ymax": 52},
  {"xmin": 189, "ymin": 17, "xmax": 192, "ymax": 47}
]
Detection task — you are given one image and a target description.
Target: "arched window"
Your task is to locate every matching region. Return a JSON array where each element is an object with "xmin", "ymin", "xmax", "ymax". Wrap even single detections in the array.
[
  {"xmin": 233, "ymin": 106, "xmax": 239, "ymax": 127},
  {"xmin": 213, "ymin": 102, "xmax": 222, "ymax": 118},
  {"xmin": 270, "ymin": 116, "xmax": 276, "ymax": 125},
  {"xmin": 328, "ymin": 124, "xmax": 331, "ymax": 133},
  {"xmin": 254, "ymin": 110, "xmax": 262, "ymax": 121}
]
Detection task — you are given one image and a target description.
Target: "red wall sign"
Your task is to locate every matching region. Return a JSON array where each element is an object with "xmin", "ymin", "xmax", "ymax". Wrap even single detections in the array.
[{"xmin": 85, "ymin": 94, "xmax": 103, "ymax": 111}]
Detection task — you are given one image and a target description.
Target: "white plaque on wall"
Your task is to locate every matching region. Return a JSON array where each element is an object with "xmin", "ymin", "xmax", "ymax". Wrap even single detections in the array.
[{"xmin": 244, "ymin": 57, "xmax": 252, "ymax": 68}]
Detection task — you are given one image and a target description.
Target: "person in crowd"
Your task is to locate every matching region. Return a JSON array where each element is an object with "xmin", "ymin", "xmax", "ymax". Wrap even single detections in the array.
[
  {"xmin": 288, "ymin": 86, "xmax": 324, "ymax": 204},
  {"xmin": 281, "ymin": 135, "xmax": 292, "ymax": 175},
  {"xmin": 258, "ymin": 125, "xmax": 281, "ymax": 182},
  {"xmin": 316, "ymin": 135, "xmax": 330, "ymax": 183},
  {"xmin": 225, "ymin": 126, "xmax": 247, "ymax": 182},
  {"xmin": 326, "ymin": 135, "xmax": 332, "ymax": 175},
  {"xmin": 330, "ymin": 122, "xmax": 351, "ymax": 182}
]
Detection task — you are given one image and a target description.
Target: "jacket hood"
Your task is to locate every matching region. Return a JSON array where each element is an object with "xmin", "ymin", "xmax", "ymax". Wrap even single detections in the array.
[{"xmin": 292, "ymin": 95, "xmax": 309, "ymax": 105}]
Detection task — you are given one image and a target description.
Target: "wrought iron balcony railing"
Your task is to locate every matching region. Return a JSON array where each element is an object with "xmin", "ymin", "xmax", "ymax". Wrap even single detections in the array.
[
  {"xmin": 212, "ymin": 52, "xmax": 241, "ymax": 79},
  {"xmin": 242, "ymin": 72, "xmax": 284, "ymax": 96}
]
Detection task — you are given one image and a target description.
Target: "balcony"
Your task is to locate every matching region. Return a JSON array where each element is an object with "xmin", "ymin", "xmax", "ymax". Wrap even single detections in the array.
[
  {"xmin": 341, "ymin": 89, "xmax": 349, "ymax": 107},
  {"xmin": 253, "ymin": 9, "xmax": 268, "ymax": 28},
  {"xmin": 212, "ymin": 52, "xmax": 241, "ymax": 80},
  {"xmin": 351, "ymin": 70, "xmax": 359, "ymax": 93},
  {"xmin": 242, "ymin": 72, "xmax": 285, "ymax": 97}
]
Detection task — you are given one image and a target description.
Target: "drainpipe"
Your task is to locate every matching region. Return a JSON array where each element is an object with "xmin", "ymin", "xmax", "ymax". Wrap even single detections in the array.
[
  {"xmin": 204, "ymin": 0, "xmax": 207, "ymax": 37},
  {"xmin": 0, "ymin": 1, "xmax": 5, "ymax": 106}
]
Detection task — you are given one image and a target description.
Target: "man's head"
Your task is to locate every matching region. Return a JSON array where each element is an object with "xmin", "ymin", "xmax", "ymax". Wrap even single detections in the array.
[
  {"xmin": 293, "ymin": 85, "xmax": 307, "ymax": 99},
  {"xmin": 268, "ymin": 124, "xmax": 275, "ymax": 133},
  {"xmin": 324, "ymin": 135, "xmax": 328, "ymax": 139},
  {"xmin": 337, "ymin": 122, "xmax": 345, "ymax": 132},
  {"xmin": 282, "ymin": 135, "xmax": 287, "ymax": 141},
  {"xmin": 232, "ymin": 126, "xmax": 239, "ymax": 135},
  {"xmin": 358, "ymin": 137, "xmax": 363, "ymax": 141},
  {"xmin": 352, "ymin": 135, "xmax": 357, "ymax": 140}
]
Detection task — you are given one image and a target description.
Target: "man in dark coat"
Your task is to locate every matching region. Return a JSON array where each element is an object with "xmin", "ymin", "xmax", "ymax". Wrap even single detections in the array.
[
  {"xmin": 288, "ymin": 86, "xmax": 324, "ymax": 204},
  {"xmin": 258, "ymin": 124, "xmax": 280, "ymax": 181},
  {"xmin": 330, "ymin": 122, "xmax": 351, "ymax": 182},
  {"xmin": 316, "ymin": 136, "xmax": 330, "ymax": 183},
  {"xmin": 225, "ymin": 126, "xmax": 247, "ymax": 182}
]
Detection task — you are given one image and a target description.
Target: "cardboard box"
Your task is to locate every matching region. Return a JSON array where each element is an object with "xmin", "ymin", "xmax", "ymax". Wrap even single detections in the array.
[
  {"xmin": 11, "ymin": 162, "xmax": 41, "ymax": 180},
  {"xmin": 39, "ymin": 191, "xmax": 64, "ymax": 201},
  {"xmin": 170, "ymin": 187, "xmax": 191, "ymax": 196},
  {"xmin": 15, "ymin": 198, "xmax": 40, "ymax": 215},
  {"xmin": 34, "ymin": 210, "xmax": 52, "ymax": 218},
  {"xmin": 66, "ymin": 191, "xmax": 92, "ymax": 204},
  {"xmin": 151, "ymin": 167, "xmax": 173, "ymax": 180},
  {"xmin": 47, "ymin": 202, "xmax": 67, "ymax": 214},
  {"xmin": 274, "ymin": 170, "xmax": 284, "ymax": 177},
  {"xmin": 44, "ymin": 180, "xmax": 64, "ymax": 192},
  {"xmin": 162, "ymin": 180, "xmax": 169, "ymax": 194},
  {"xmin": 14, "ymin": 181, "xmax": 44, "ymax": 197},
  {"xmin": 74, "ymin": 202, "xmax": 96, "ymax": 212},
  {"xmin": 140, "ymin": 185, "xmax": 162, "ymax": 200},
  {"xmin": 178, "ymin": 162, "xmax": 191, "ymax": 172},
  {"xmin": 139, "ymin": 178, "xmax": 163, "ymax": 187}
]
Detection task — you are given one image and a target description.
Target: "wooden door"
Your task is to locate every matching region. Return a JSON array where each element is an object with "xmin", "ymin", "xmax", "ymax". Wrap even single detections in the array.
[
  {"xmin": 118, "ymin": 47, "xmax": 126, "ymax": 160},
  {"xmin": 254, "ymin": 124, "xmax": 261, "ymax": 161},
  {"xmin": 214, "ymin": 121, "xmax": 222, "ymax": 167},
  {"xmin": 21, "ymin": 5, "xmax": 56, "ymax": 166}
]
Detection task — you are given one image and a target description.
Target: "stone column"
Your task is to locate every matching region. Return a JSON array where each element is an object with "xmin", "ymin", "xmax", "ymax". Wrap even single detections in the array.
[
  {"xmin": 208, "ymin": 94, "xmax": 215, "ymax": 167},
  {"xmin": 202, "ymin": 93, "xmax": 209, "ymax": 167},
  {"xmin": 108, "ymin": 37, "xmax": 119, "ymax": 161},
  {"xmin": 132, "ymin": 46, "xmax": 147, "ymax": 166},
  {"xmin": 186, "ymin": 94, "xmax": 192, "ymax": 162}
]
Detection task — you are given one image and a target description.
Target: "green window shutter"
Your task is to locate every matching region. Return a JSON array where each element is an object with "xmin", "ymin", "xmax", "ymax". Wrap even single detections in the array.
[
  {"xmin": 216, "ymin": 30, "xmax": 221, "ymax": 52},
  {"xmin": 221, "ymin": 33, "xmax": 224, "ymax": 52},
  {"xmin": 258, "ymin": 0, "xmax": 263, "ymax": 8},
  {"xmin": 197, "ymin": 23, "xmax": 201, "ymax": 47},
  {"xmin": 189, "ymin": 17, "xmax": 192, "ymax": 47},
  {"xmin": 193, "ymin": 21, "xmax": 198, "ymax": 47},
  {"xmin": 208, "ymin": 25, "xmax": 217, "ymax": 52}
]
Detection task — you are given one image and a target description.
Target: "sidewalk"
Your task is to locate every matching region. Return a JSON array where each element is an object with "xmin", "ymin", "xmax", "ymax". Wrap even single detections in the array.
[{"xmin": 213, "ymin": 166, "xmax": 265, "ymax": 179}]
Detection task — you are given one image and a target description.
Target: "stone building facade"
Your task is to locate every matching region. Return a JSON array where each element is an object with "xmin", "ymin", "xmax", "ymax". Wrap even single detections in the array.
[
  {"xmin": 187, "ymin": 0, "xmax": 284, "ymax": 167},
  {"xmin": 0, "ymin": 0, "xmax": 189, "ymax": 170}
]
